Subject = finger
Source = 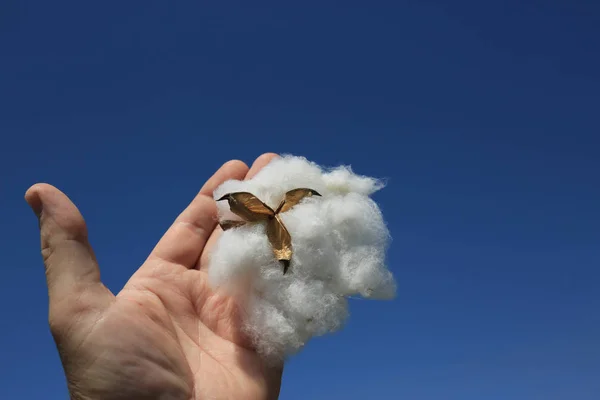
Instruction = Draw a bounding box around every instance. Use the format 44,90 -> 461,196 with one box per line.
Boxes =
245,152 -> 280,180
198,153 -> 279,269
25,184 -> 112,311
149,160 -> 249,268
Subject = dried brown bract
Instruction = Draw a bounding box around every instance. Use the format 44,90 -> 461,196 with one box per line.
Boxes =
217,188 -> 321,274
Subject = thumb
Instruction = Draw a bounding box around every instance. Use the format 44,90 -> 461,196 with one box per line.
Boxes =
25,184 -> 112,323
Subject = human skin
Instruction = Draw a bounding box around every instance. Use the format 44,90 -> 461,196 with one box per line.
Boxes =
24,153 -> 283,400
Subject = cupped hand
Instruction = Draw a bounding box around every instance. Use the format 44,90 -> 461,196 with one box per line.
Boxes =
25,154 -> 283,400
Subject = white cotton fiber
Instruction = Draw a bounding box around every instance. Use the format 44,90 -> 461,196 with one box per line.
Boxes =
208,155 -> 396,362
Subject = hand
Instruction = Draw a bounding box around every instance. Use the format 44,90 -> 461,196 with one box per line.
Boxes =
25,154 -> 283,400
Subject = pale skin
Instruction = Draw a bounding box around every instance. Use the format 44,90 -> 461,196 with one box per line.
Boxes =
25,153 -> 283,400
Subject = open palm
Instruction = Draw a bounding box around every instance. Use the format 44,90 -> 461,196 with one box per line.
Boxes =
25,154 -> 283,400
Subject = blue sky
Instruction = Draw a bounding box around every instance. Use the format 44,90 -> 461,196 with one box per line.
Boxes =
1,1 -> 599,399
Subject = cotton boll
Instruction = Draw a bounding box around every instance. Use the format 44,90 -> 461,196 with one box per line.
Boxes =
323,165 -> 385,196
278,202 -> 339,281
262,279 -> 346,334
326,193 -> 389,249
245,280 -> 349,362
244,296 -> 304,360
207,155 -> 396,361
280,279 -> 348,336
215,155 -> 328,209
338,247 -> 396,299
208,224 -> 273,293
250,155 -> 328,200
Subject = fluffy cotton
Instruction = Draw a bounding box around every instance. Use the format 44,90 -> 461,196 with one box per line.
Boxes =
208,155 -> 395,362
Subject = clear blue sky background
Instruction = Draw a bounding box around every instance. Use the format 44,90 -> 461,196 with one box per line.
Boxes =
1,1 -> 599,399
